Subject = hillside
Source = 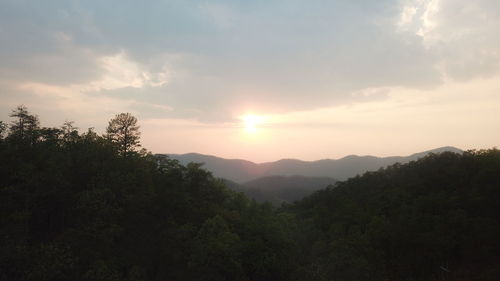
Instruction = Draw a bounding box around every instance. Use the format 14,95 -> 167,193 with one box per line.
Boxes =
0,108 -> 299,281
2,107 -> 498,281
289,149 -> 500,281
225,176 -> 337,204
167,146 -> 462,182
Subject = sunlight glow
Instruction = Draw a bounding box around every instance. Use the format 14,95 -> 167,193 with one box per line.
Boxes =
242,114 -> 265,134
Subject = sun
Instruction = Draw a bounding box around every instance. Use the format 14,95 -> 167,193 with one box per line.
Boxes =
242,114 -> 264,134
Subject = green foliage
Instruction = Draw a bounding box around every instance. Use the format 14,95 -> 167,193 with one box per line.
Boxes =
189,215 -> 244,281
0,106 -> 298,281
290,149 -> 500,281
1,106 -> 499,281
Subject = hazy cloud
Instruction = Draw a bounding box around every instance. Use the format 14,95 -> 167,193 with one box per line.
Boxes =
397,0 -> 500,80
1,0 -> 499,123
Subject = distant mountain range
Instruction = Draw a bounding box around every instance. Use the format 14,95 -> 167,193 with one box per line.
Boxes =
164,146 -> 463,204
166,146 -> 463,183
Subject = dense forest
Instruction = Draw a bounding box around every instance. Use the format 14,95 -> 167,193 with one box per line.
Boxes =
1,106 -> 499,281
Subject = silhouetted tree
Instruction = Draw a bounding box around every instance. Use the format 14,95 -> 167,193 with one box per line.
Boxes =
0,121 -> 6,139
61,121 -> 79,143
105,113 -> 141,154
9,105 -> 39,144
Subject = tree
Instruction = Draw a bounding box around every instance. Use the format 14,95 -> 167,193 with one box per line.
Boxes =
0,121 -> 6,139
9,105 -> 40,144
189,215 -> 244,280
106,113 -> 141,154
61,121 -> 79,143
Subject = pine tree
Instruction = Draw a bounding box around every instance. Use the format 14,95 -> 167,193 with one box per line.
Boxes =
9,105 -> 40,144
105,113 -> 141,154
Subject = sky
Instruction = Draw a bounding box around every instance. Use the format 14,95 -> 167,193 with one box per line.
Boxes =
1,0 -> 499,162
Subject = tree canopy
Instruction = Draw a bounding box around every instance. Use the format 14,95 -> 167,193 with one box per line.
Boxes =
0,106 -> 298,281
0,106 -> 499,281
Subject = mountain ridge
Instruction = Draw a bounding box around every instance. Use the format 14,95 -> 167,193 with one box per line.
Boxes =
166,146 -> 463,183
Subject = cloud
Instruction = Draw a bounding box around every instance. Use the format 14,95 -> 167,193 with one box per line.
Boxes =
1,0 -> 499,123
84,51 -> 169,91
396,0 -> 500,80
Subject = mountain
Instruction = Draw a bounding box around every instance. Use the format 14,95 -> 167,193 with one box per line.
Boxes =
166,146 -> 462,183
167,153 -> 263,183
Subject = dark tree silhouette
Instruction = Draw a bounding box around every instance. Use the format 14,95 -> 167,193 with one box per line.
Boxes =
0,121 -> 6,139
9,105 -> 40,144
106,112 -> 141,154
1,106 -> 499,281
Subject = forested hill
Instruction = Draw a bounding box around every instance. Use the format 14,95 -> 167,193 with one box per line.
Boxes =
289,149 -> 500,281
224,176 -> 337,204
1,106 -> 499,281
0,107 -> 298,281
167,146 -> 462,182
